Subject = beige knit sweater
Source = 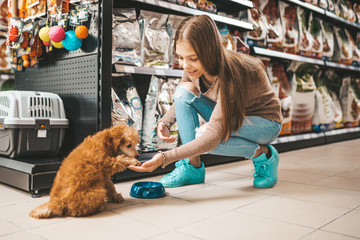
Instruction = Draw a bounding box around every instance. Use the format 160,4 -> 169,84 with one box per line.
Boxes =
159,55 -> 282,165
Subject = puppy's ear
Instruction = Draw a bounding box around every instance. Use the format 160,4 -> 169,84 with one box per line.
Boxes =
104,135 -> 116,156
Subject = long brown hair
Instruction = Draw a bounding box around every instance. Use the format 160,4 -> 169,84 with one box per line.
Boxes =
174,15 -> 251,141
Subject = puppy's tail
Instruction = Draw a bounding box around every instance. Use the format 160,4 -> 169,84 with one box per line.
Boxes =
29,201 -> 64,219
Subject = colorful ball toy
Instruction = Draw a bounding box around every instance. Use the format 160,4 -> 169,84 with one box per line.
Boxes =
62,30 -> 82,51
39,26 -> 50,42
75,25 -> 89,39
48,26 -> 65,42
51,40 -> 64,49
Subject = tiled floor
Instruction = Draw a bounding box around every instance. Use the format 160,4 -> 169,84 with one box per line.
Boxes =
1,139 -> 360,240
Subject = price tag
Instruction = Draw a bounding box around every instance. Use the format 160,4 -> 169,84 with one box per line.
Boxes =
123,66 -> 136,73
37,130 -> 47,138
146,0 -> 156,4
158,1 -> 169,8
155,69 -> 166,76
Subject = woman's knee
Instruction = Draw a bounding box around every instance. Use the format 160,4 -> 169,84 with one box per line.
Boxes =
178,82 -> 200,96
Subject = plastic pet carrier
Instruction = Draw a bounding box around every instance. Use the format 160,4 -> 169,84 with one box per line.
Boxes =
0,91 -> 68,158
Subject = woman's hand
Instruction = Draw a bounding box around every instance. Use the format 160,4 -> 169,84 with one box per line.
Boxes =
157,122 -> 176,143
127,153 -> 163,172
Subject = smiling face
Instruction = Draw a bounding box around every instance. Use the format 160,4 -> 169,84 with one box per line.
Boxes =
176,40 -> 205,80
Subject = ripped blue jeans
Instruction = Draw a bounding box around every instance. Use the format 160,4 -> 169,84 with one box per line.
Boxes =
174,87 -> 282,159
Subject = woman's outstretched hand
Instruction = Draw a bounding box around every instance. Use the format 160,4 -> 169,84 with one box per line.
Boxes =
127,152 -> 163,172
157,122 -> 176,143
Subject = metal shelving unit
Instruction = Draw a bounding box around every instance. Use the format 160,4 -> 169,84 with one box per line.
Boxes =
1,0 -> 359,195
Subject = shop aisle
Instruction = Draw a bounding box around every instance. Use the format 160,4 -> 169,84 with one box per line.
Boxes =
0,139 -> 359,240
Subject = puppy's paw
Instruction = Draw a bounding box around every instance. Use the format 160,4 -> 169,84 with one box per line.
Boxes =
116,155 -> 141,166
108,193 -> 124,203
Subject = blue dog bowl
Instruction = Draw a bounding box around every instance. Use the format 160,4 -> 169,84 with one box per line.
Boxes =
130,181 -> 166,199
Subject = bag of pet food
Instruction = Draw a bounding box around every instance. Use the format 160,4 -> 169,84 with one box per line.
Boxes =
262,0 -> 283,51
288,62 -> 317,134
279,1 -> 298,54
345,30 -> 360,66
197,0 -> 217,13
309,14 -> 323,59
112,8 -> 142,66
327,0 -> 335,12
330,90 -> 344,128
297,8 -> 313,57
321,21 -> 335,61
339,76 -> 360,127
219,25 -> 235,52
334,26 -> 353,65
233,30 -> 250,54
318,0 -> 328,9
267,61 -> 292,135
312,73 -> 336,132
240,0 -> 267,48
141,76 -> 180,151
354,3 -> 360,24
168,14 -> 186,69
139,10 -> 170,69
112,74 -> 143,136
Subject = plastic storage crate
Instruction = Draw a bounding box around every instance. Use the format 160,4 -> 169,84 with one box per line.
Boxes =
0,91 -> 68,158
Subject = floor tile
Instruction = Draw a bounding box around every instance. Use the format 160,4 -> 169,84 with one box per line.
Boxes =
177,211 -> 313,240
276,184 -> 360,209
321,208 -> 360,238
146,231 -> 199,240
30,211 -> 163,240
0,219 -> 23,236
311,176 -> 360,192
0,231 -> 45,240
236,196 -> 348,228
300,230 -> 359,240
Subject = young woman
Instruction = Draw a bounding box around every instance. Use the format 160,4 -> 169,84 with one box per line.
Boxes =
128,15 -> 283,188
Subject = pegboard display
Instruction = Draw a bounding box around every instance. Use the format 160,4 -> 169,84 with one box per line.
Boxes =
15,55 -> 99,155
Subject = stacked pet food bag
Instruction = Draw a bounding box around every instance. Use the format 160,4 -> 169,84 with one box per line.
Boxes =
0,0 -> 13,90
110,2 -> 251,152
6,0 -> 93,72
242,0 -> 360,136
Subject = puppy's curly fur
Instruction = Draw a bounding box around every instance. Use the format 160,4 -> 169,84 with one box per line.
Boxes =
30,124 -> 141,219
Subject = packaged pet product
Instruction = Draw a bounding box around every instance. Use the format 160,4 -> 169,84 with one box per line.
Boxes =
262,0 -> 283,52
318,0 -> 328,9
241,0 -> 267,48
297,8 -> 313,57
219,25 -> 235,52
168,14 -> 186,69
327,0 -> 335,12
186,0 -> 197,9
312,85 -> 336,132
354,3 -> 360,24
346,30 -> 360,66
339,76 -> 360,127
197,0 -> 217,13
233,30 -> 250,54
112,8 -> 141,66
309,14 -> 323,59
0,39 -> 11,71
321,21 -> 335,61
111,74 -> 143,136
267,61 -> 292,135
334,26 -> 353,65
288,62 -> 317,134
141,76 -> 180,151
279,1 -> 298,54
330,90 -> 344,128
139,11 -> 170,68
0,0 -> 7,29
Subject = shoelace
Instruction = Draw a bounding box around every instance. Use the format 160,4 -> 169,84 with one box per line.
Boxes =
168,160 -> 188,176
253,162 -> 270,178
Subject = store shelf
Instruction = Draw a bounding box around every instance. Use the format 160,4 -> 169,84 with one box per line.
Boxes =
284,0 -> 325,14
324,61 -> 360,72
252,47 -> 325,65
324,11 -> 360,30
130,0 -> 254,30
325,127 -> 360,143
228,0 -> 253,8
114,64 -> 183,77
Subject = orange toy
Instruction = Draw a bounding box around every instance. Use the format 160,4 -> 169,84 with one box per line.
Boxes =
20,31 -> 29,48
22,54 -> 29,67
75,25 -> 89,39
9,27 -> 19,42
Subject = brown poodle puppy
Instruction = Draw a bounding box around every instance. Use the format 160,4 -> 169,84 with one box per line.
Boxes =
30,124 -> 141,219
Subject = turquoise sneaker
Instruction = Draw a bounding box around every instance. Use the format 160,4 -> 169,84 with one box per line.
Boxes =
251,145 -> 279,188
160,159 -> 205,187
